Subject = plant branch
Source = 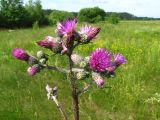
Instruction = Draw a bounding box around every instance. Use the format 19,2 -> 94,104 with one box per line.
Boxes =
45,65 -> 68,73
44,65 -> 84,74
77,81 -> 93,95
51,96 -> 68,120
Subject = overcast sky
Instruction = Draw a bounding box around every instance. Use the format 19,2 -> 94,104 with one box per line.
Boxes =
24,0 -> 160,18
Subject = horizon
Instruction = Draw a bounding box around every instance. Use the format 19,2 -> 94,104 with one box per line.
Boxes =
24,0 -> 160,18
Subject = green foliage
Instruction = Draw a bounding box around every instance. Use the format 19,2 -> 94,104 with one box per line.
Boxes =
78,7 -> 106,23
24,0 -> 48,26
108,13 -> 120,24
48,10 -> 74,25
0,0 -> 27,28
1,21 -> 160,119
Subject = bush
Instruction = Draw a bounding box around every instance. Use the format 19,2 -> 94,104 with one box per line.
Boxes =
0,0 -> 28,28
78,7 -> 106,23
48,10 -> 74,25
25,0 -> 48,27
108,13 -> 120,24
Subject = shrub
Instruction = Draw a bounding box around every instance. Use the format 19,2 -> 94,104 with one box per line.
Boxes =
108,13 -> 120,24
48,10 -> 74,25
78,7 -> 106,23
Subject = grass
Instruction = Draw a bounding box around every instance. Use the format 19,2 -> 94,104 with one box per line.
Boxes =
0,21 -> 160,120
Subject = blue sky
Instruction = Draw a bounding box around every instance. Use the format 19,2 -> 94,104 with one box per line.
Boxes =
24,0 -> 160,18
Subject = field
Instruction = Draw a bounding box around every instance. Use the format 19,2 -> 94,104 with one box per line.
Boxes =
0,21 -> 160,120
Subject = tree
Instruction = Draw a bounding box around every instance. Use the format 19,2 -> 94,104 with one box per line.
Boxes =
108,13 -> 120,24
78,7 -> 106,23
48,10 -> 74,25
24,0 -> 48,26
0,0 -> 27,28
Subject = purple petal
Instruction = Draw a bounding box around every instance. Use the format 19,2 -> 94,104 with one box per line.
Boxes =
89,48 -> 111,72
12,48 -> 29,61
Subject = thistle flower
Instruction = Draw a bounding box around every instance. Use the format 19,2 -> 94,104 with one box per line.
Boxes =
36,36 -> 57,49
89,48 -> 111,72
114,54 -> 126,66
36,36 -> 62,53
27,65 -> 40,76
92,72 -> 104,86
79,25 -> 100,42
56,18 -> 77,42
12,48 -> 29,61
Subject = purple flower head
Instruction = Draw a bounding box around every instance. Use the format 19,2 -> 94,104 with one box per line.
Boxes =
79,25 -> 101,40
27,65 -> 39,76
56,18 -> 77,42
12,48 -> 29,61
89,48 -> 111,72
114,54 -> 126,66
36,36 -> 56,49
92,72 -> 104,86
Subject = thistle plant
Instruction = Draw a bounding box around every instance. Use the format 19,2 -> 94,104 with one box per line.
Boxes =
12,18 -> 126,120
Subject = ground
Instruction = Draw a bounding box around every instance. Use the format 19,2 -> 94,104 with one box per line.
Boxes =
0,21 -> 160,120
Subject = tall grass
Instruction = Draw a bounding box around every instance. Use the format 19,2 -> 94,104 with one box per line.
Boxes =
0,21 -> 160,120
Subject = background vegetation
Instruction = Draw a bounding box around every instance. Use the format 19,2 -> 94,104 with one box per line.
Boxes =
0,21 -> 160,120
0,0 -> 160,28
0,0 -> 160,120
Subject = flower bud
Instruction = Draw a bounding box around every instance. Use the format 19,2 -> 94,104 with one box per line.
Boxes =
114,54 -> 126,66
27,64 -> 40,76
39,58 -> 47,64
92,72 -> 104,86
37,51 -> 45,59
84,56 -> 90,63
71,54 -> 83,65
76,71 -> 88,80
12,48 -> 29,61
27,56 -> 38,66
79,25 -> 101,43
79,61 -> 87,68
36,36 -> 62,54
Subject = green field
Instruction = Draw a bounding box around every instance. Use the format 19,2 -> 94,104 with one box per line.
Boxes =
0,21 -> 160,120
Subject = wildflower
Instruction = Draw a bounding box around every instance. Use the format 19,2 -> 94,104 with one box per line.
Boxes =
56,18 -> 77,42
37,36 -> 57,49
36,36 -> 62,53
12,48 -> 29,61
89,48 -> 111,72
79,25 -> 100,43
27,65 -> 40,76
114,54 -> 126,66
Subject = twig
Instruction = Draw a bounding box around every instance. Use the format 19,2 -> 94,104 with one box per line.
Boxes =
51,96 -> 68,120
45,65 -> 84,74
45,65 -> 69,73
46,85 -> 68,120
77,81 -> 93,95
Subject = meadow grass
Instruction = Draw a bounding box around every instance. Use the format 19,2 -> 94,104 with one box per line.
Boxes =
0,21 -> 160,120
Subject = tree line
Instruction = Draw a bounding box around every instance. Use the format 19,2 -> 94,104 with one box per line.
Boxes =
0,0 -> 159,28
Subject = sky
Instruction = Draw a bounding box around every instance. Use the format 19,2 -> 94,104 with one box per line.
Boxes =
24,0 -> 160,18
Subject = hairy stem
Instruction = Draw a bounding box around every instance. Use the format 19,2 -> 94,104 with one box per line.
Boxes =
51,96 -> 68,120
68,54 -> 79,120
77,81 -> 93,95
